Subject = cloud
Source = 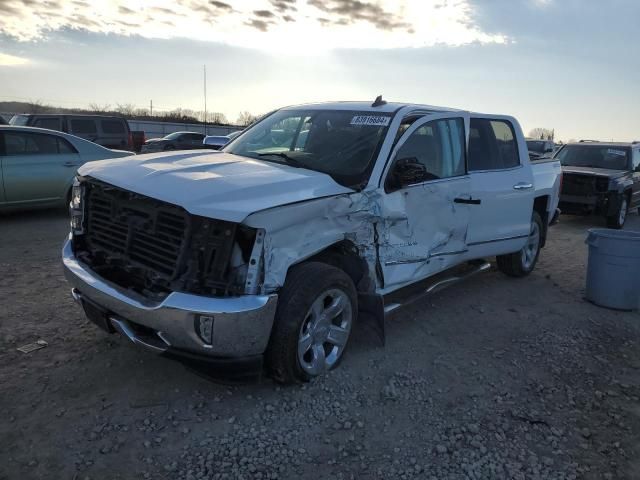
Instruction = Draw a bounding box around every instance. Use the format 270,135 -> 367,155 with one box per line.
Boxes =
0,0 -> 506,50
308,0 -> 411,31
0,52 -> 30,66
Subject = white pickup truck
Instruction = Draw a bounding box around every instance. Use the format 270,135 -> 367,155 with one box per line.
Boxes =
63,100 -> 561,383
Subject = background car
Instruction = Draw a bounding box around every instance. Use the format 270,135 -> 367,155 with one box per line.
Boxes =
202,131 -> 242,150
557,141 -> 640,228
0,126 -> 133,211
526,139 -> 556,160
140,131 -> 206,153
9,114 -> 133,150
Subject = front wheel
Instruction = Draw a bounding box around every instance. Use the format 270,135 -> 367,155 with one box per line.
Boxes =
266,262 -> 357,384
606,195 -> 628,229
496,212 -> 543,277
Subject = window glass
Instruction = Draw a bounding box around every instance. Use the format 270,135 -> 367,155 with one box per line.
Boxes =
469,119 -> 520,171
101,120 -> 125,134
224,109 -> 390,188
632,149 -> 640,170
392,117 -> 465,184
4,132 -> 62,155
70,118 -> 97,135
33,117 -> 62,131
557,145 -> 630,170
58,138 -> 77,154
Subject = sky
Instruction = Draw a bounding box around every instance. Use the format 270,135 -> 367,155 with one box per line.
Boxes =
0,0 -> 638,141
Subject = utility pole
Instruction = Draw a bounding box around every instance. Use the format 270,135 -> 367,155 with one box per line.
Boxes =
150,99 -> 153,117
203,65 -> 207,135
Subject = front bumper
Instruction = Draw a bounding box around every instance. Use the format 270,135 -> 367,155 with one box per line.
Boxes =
559,192 -> 621,216
62,239 -> 278,361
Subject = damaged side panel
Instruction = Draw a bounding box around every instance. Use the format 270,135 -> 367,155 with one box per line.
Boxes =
243,178 -> 472,297
377,178 -> 472,293
243,192 -> 381,293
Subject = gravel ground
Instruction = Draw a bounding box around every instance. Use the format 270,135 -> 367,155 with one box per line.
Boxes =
1,209 -> 639,480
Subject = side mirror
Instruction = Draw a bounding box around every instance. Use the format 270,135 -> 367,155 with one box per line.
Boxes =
389,157 -> 428,189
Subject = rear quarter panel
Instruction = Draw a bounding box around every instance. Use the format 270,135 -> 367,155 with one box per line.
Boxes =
531,158 -> 562,221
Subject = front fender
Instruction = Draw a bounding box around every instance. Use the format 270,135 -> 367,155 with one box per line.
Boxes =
243,193 -> 379,292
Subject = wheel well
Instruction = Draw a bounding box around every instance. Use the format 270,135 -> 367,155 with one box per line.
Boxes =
304,240 -> 372,292
533,196 -> 549,247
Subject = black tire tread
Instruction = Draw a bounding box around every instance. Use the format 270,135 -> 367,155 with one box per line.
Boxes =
606,193 -> 629,229
496,212 -> 543,278
266,261 -> 357,385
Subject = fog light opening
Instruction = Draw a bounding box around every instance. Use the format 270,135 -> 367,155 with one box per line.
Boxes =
196,315 -> 214,345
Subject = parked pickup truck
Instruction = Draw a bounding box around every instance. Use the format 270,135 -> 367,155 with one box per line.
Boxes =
63,100 -> 561,383
557,141 -> 640,228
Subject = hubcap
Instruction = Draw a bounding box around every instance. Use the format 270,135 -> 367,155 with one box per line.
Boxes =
619,198 -> 628,225
521,221 -> 540,270
297,289 -> 353,376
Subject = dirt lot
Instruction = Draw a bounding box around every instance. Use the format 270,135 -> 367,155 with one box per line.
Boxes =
1,209 -> 639,480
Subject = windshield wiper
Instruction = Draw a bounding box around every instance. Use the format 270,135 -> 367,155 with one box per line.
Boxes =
257,152 -> 302,168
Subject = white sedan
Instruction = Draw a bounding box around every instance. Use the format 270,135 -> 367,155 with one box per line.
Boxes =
0,126 -> 133,211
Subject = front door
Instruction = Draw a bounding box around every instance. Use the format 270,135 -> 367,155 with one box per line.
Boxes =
378,114 -> 473,293
1,130 -> 81,204
466,116 -> 534,257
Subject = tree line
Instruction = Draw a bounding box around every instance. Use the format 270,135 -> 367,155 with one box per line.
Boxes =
0,100 -> 259,127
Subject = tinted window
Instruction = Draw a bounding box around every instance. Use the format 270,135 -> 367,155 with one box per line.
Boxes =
33,117 -> 62,131
391,118 -> 466,185
469,119 -> 520,171
225,109 -> 390,188
58,137 -> 77,154
70,119 -> 97,135
101,120 -> 125,134
3,132 -> 74,155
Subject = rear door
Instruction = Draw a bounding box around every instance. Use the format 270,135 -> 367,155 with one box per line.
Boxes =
1,130 -> 81,204
466,116 -> 534,257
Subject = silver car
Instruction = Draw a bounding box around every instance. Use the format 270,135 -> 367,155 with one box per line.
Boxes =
0,126 -> 133,211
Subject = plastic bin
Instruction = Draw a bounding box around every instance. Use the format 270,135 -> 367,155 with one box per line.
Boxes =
585,228 -> 640,310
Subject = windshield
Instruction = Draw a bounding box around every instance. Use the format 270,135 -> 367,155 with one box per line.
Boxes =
526,140 -> 546,153
223,109 -> 392,188
556,145 -> 630,170
9,115 -> 29,126
163,132 -> 184,140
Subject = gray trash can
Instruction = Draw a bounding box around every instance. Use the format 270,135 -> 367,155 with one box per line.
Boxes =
585,228 -> 640,310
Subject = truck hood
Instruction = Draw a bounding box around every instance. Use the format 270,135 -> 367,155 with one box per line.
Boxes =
78,151 -> 354,222
562,166 -> 626,179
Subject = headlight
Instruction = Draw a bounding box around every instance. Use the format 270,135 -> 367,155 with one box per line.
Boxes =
71,183 -> 83,209
69,178 -> 85,235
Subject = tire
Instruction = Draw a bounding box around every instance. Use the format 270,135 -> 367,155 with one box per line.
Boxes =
266,262 -> 357,384
606,194 -> 628,229
496,212 -> 543,277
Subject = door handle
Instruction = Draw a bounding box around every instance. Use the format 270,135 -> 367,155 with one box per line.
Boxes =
513,183 -> 533,190
63,162 -> 79,167
454,197 -> 481,205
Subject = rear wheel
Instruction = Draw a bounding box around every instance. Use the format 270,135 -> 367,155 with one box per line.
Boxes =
266,262 -> 357,384
497,212 -> 543,277
606,194 -> 628,229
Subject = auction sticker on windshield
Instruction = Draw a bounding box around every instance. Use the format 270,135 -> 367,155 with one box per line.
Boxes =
351,115 -> 391,127
607,149 -> 627,157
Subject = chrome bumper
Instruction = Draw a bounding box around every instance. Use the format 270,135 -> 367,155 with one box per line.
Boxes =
62,239 -> 278,358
